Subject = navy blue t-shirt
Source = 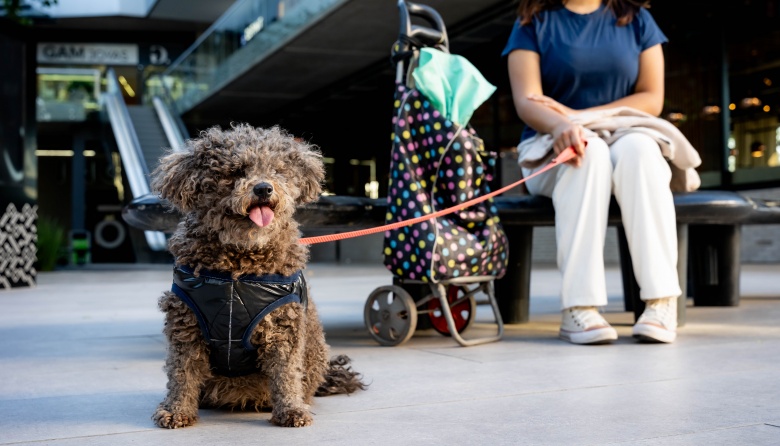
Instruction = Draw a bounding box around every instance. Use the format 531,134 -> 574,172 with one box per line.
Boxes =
502,4 -> 668,141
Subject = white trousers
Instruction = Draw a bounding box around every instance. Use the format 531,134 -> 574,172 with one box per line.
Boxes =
521,133 -> 682,309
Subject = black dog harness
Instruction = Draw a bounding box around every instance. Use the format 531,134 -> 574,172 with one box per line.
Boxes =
170,265 -> 309,377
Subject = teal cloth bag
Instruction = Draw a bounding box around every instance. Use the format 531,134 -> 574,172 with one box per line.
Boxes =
411,47 -> 497,126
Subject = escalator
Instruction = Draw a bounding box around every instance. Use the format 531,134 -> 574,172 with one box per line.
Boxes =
125,105 -> 169,175
101,68 -> 188,252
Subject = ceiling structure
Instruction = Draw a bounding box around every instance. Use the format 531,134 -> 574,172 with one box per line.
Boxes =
147,0 -> 239,24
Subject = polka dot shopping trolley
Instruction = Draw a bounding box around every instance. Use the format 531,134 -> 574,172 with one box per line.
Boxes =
363,0 -> 509,347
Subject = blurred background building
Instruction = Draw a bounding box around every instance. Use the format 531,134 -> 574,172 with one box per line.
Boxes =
1,0 -> 779,288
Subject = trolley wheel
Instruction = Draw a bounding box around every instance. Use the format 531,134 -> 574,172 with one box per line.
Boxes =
428,285 -> 476,336
364,285 -> 418,346
392,278 -> 433,330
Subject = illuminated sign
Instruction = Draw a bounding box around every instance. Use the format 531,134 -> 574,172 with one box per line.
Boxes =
242,16 -> 265,45
37,43 -> 139,65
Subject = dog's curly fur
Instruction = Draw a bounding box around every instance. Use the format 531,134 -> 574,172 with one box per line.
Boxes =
150,123 -> 365,428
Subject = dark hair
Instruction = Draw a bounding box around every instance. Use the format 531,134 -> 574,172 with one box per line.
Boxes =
516,0 -> 651,26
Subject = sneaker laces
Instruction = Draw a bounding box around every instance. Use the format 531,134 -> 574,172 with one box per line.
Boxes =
565,307 -> 609,330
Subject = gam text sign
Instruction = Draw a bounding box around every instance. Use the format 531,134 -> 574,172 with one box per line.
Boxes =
37,43 -> 139,65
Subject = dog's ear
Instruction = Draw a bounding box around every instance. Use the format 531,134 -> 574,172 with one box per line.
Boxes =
292,145 -> 325,205
150,149 -> 199,213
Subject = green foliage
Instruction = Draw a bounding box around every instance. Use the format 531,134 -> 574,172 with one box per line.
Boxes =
2,0 -> 58,25
35,217 -> 65,271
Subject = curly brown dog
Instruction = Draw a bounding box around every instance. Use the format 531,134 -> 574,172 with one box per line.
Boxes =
149,123 -> 365,428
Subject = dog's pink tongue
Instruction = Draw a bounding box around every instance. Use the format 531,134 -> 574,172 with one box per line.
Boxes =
249,206 -> 274,227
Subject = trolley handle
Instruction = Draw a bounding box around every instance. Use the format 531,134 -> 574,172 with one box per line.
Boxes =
397,0 -> 449,53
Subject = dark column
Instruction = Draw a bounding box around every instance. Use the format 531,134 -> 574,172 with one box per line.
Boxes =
617,225 -> 642,318
69,129 -> 91,265
0,25 -> 37,289
494,224 -> 533,323
676,224 -> 688,326
689,224 -> 741,307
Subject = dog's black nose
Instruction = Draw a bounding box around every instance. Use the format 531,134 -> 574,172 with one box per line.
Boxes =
253,182 -> 274,199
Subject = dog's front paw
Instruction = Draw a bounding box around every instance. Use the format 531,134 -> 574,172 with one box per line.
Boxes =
270,408 -> 313,427
152,406 -> 197,429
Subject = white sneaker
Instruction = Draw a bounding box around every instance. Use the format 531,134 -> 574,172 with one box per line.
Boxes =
632,297 -> 678,343
559,307 -> 618,345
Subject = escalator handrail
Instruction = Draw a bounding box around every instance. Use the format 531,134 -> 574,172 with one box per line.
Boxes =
152,96 -> 187,152
146,72 -> 190,146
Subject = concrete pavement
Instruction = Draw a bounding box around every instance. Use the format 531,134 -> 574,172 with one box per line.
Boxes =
1,262 -> 779,445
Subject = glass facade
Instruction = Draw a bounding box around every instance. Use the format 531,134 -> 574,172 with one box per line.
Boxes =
659,1 -> 780,190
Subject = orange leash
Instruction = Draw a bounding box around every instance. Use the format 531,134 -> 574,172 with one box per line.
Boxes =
298,147 -> 576,245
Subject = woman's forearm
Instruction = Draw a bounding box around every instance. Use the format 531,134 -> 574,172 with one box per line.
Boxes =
581,91 -> 664,116
515,97 -> 573,135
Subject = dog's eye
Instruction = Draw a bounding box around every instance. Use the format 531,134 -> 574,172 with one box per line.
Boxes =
231,167 -> 245,177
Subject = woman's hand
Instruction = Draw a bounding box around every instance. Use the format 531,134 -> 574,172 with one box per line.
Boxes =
550,121 -> 586,167
524,92 -> 584,166
527,94 -> 576,117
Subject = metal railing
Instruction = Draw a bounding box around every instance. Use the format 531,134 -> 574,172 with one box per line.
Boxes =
152,96 -> 187,152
